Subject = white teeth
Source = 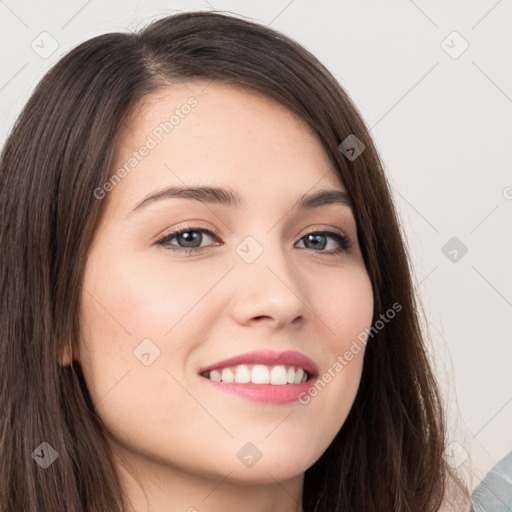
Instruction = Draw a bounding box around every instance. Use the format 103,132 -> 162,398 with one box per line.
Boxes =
221,368 -> 235,383
270,365 -> 287,385
210,369 -> 222,382
205,364 -> 309,385
251,365 -> 270,384
234,365 -> 251,383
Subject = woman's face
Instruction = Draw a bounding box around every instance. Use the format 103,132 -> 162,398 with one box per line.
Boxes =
77,82 -> 374,487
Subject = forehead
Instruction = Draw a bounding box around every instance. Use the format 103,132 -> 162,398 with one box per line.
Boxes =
106,82 -> 344,214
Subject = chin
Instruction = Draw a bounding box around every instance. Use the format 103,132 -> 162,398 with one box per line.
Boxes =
219,459 -> 309,485
224,440 -> 320,484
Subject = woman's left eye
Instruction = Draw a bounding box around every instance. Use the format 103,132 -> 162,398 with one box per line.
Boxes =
296,230 -> 352,254
155,227 -> 352,256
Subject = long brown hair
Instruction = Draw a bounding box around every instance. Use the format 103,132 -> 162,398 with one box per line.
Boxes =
0,11 -> 469,511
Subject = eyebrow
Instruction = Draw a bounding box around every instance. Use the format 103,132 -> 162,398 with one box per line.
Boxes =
129,185 -> 352,215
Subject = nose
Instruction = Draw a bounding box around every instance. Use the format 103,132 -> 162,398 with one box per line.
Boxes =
228,242 -> 307,329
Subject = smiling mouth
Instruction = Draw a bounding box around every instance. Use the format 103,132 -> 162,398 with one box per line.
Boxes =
201,364 -> 310,385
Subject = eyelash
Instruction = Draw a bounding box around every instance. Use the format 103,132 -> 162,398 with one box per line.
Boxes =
155,225 -> 353,256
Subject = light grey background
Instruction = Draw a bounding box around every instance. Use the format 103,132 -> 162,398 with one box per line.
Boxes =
1,0 -> 511,491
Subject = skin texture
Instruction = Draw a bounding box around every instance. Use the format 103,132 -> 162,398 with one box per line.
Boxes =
69,82 -> 374,512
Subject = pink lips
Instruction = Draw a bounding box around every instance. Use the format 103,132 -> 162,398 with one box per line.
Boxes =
198,349 -> 319,405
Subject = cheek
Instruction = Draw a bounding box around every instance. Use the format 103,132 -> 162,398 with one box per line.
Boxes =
298,265 -> 373,435
80,244 -> 220,351
78,243 -> 227,407
78,250 -> 206,443
318,264 -> 374,352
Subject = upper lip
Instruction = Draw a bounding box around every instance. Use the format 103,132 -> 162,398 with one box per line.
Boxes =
198,349 -> 319,378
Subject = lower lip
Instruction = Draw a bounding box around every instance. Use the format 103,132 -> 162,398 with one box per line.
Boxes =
201,376 -> 317,404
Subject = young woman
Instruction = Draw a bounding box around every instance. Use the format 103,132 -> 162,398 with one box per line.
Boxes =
0,10 -> 470,512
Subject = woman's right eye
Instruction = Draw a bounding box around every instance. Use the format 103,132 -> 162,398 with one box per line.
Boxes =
155,227 -> 221,254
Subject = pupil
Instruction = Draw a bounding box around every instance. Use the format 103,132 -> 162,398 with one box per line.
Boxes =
308,234 -> 326,250
180,231 -> 200,247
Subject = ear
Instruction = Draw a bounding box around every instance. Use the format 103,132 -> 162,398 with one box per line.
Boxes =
59,340 -> 75,366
